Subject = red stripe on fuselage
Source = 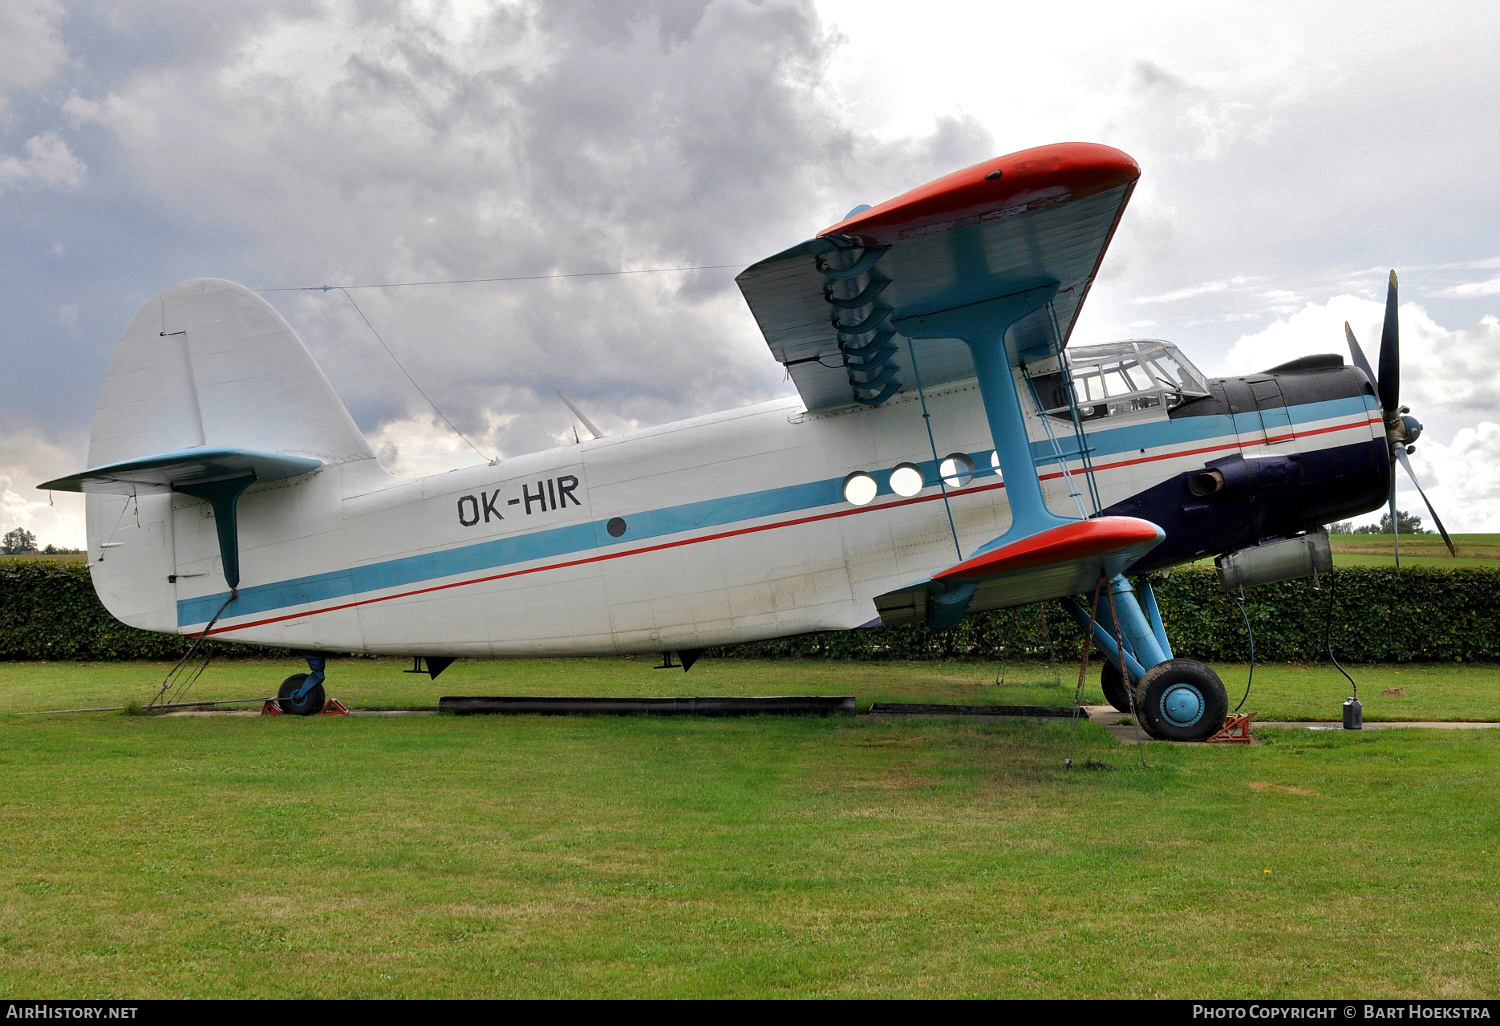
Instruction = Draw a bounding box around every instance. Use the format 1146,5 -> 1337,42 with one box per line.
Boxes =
203,412 -> 1382,635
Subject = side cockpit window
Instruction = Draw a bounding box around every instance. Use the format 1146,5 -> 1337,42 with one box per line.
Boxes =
1026,340 -> 1209,423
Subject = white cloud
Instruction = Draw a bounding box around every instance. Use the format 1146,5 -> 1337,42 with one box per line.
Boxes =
1224,297 -> 1500,531
0,427 -> 86,549
1401,423 -> 1500,534
0,132 -> 85,193
1224,297 -> 1500,430
10,0 -> 1500,546
1132,277 -> 1249,304
1432,276 -> 1500,298
0,0 -> 67,96
367,410 -> 515,479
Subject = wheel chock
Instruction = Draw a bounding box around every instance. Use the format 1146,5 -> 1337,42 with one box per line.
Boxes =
260,699 -> 284,716
320,698 -> 350,716
1207,712 -> 1252,743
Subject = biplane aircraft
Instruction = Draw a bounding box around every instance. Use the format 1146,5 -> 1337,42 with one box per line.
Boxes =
42,141 -> 1447,740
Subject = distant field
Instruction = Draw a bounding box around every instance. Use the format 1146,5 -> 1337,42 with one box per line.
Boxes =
1,659 -> 1497,998
1326,532 -> 1499,568
0,552 -> 85,563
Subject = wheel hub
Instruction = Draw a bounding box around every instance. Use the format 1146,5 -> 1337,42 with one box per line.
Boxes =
1160,683 -> 1205,727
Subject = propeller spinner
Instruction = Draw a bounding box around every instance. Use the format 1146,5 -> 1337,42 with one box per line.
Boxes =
1343,270 -> 1456,564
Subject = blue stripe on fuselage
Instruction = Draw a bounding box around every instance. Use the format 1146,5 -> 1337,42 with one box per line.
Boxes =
178,476 -> 846,626
1030,394 -> 1374,466
178,395 -> 1376,627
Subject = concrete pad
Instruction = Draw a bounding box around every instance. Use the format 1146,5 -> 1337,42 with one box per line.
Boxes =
1079,705 -> 1500,743
1082,705 -> 1152,743
1258,720 -> 1500,731
160,708 -> 434,717
162,709 -> 260,717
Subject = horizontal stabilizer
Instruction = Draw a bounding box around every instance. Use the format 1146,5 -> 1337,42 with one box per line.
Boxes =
874,517 -> 1164,627
40,446 -> 322,494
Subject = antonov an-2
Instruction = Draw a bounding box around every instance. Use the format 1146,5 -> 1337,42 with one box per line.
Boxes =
44,142 -> 1442,740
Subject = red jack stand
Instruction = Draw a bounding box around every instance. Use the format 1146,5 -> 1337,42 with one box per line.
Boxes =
1207,713 -> 1253,743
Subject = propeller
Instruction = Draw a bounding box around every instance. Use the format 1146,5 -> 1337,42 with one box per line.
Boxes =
1343,270 -> 1457,565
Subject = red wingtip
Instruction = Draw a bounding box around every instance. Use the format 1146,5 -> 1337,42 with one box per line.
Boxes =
819,142 -> 1140,246
934,517 -> 1162,581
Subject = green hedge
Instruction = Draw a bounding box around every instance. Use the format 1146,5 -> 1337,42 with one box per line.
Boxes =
0,561 -> 288,661
2,560 -> 1497,663
709,566 -> 1500,664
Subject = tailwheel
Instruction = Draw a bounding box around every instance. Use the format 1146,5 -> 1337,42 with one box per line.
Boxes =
1135,659 -> 1228,742
277,673 -> 326,716
1100,661 -> 1132,713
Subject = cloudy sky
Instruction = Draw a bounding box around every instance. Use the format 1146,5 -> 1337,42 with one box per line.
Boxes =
4,0 -> 1500,548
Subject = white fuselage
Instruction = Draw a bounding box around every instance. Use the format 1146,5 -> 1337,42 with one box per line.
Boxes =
86,369 -> 1384,657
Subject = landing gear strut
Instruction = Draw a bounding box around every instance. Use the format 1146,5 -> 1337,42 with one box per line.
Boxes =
277,655 -> 327,716
1065,577 -> 1229,742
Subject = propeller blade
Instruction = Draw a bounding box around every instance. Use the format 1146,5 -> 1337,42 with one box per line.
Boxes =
1388,476 -> 1400,571
1378,269 -> 1400,413
1396,449 -> 1458,557
1345,322 -> 1378,390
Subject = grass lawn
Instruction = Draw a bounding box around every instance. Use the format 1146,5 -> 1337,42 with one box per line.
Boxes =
2,657 -> 1500,997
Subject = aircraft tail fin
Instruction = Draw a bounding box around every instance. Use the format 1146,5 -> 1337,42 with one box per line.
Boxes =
52,279 -> 376,633
87,278 -> 372,468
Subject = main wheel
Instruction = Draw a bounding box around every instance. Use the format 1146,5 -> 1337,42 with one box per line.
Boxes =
1100,661 -> 1132,713
277,673 -> 326,716
1134,659 -> 1228,742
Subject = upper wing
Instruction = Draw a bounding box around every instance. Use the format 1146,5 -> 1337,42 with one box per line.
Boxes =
736,142 -> 1139,412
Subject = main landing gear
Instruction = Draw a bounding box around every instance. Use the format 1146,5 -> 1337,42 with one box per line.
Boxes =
1065,577 -> 1230,742
277,654 -> 327,716
1101,655 -> 1229,740
1134,659 -> 1228,743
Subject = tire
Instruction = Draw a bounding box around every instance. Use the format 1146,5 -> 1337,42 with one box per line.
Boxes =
1100,661 -> 1132,713
277,673 -> 326,716
1134,659 -> 1228,742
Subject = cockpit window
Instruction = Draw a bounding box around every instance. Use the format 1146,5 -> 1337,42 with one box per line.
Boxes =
1025,340 -> 1209,423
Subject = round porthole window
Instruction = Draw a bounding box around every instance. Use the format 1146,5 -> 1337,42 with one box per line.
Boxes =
889,462 -> 924,497
990,450 -> 1004,481
940,452 -> 975,489
842,471 -> 877,506
606,517 -> 627,537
